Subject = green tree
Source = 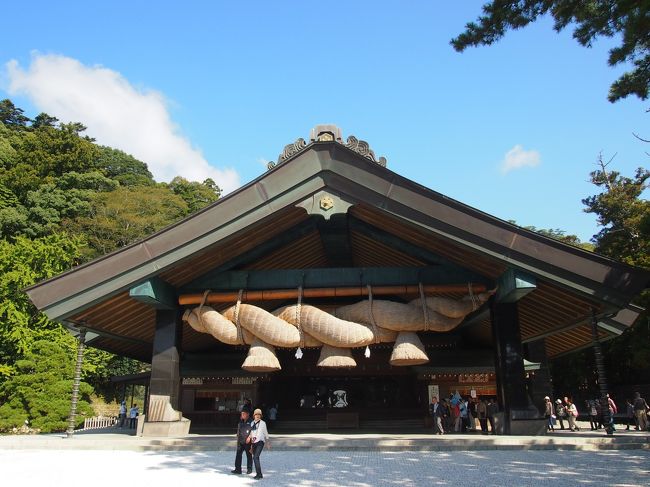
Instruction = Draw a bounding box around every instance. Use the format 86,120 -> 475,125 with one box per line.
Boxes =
0,233 -> 83,374
65,186 -> 188,258
168,176 -> 221,213
0,123 -> 101,200
0,99 -> 225,408
452,1 -> 650,102
509,220 -> 593,249
32,112 -> 59,129
0,172 -> 118,240
0,99 -> 30,127
0,183 -> 19,209
0,340 -> 92,433
552,162 -> 650,395
0,122 -> 19,169
582,160 -> 650,383
96,146 -> 155,187
582,161 -> 650,268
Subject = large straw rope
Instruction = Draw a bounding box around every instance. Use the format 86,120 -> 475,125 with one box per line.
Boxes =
183,290 -> 493,370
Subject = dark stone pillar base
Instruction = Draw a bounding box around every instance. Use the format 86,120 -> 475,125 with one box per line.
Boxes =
150,309 -> 182,409
492,301 -> 542,435
147,308 -> 190,433
510,419 -> 548,436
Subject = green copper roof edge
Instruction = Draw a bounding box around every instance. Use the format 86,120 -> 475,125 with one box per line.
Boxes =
41,174 -> 329,321
386,209 -> 632,308
31,143 -> 648,321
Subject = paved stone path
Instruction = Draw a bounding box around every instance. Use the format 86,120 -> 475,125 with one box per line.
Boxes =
3,449 -> 649,486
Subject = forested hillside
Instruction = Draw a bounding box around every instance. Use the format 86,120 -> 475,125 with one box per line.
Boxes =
0,99 -> 221,432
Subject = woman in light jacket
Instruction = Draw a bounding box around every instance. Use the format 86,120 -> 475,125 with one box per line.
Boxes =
248,408 -> 270,480
566,397 -> 579,431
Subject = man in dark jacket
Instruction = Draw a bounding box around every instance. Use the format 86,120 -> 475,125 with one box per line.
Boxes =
241,398 -> 253,415
232,410 -> 253,475
430,396 -> 445,434
487,398 -> 499,434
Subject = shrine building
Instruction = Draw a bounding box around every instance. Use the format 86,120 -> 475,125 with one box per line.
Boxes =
25,125 -> 649,436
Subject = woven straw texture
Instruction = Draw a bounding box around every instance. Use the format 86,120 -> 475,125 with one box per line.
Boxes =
242,338 -> 281,372
317,345 -> 357,368
183,290 -> 493,372
389,331 -> 430,366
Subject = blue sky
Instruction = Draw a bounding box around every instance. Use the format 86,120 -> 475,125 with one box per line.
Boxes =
1,1 -> 647,242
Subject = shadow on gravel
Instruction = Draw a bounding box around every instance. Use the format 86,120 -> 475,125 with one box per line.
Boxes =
143,449 -> 650,486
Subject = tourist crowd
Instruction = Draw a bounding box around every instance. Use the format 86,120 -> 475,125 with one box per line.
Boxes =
429,394 -> 498,435
429,391 -> 650,435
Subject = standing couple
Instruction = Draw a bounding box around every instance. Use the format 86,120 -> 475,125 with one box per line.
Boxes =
232,407 -> 270,480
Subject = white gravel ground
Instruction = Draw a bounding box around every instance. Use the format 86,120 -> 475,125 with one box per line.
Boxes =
2,449 -> 649,487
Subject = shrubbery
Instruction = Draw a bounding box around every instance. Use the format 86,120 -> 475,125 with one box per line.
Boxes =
0,340 -> 92,433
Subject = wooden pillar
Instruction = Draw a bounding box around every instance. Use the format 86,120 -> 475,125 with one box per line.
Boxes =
590,309 -> 613,435
149,309 -> 182,410
491,301 -> 540,434
130,278 -> 189,435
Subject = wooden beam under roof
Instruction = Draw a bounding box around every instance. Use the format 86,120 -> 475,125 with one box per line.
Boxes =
179,265 -> 492,294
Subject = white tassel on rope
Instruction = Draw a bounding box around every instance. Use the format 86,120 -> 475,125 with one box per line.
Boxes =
295,284 -> 304,359
365,284 -> 378,359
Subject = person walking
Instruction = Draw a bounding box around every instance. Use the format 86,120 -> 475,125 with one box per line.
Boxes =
566,398 -> 579,431
544,396 -> 554,432
249,408 -> 270,480
452,400 -> 461,432
267,403 -> 278,430
231,410 -> 253,475
487,398 -> 498,435
633,392 -> 649,431
587,399 -> 599,431
430,396 -> 444,435
129,404 -> 139,429
555,399 -> 566,430
118,400 -> 127,428
606,393 -> 618,432
459,398 -> 469,432
477,399 -> 488,434
468,398 -> 477,431
625,399 -> 635,430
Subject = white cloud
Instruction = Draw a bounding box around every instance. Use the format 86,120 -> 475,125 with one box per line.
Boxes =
500,145 -> 541,174
5,53 -> 240,192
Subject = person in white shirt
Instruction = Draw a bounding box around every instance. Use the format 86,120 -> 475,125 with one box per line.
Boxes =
118,400 -> 127,428
248,408 -> 270,480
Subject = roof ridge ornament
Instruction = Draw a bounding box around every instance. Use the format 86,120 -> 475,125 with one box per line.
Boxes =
269,125 -> 387,170
345,135 -> 387,167
268,137 -> 307,169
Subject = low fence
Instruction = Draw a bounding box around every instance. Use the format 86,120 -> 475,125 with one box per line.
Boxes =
83,416 -> 118,430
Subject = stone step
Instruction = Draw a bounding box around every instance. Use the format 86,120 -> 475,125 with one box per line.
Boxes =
3,432 -> 647,452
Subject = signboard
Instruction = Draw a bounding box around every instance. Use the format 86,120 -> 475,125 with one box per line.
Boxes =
232,377 -> 255,385
427,384 -> 440,404
182,377 -> 255,385
182,377 -> 203,385
459,373 -> 489,383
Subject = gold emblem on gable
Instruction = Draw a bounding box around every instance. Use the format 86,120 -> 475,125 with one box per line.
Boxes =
319,196 -> 334,211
